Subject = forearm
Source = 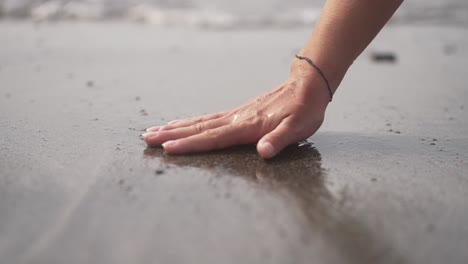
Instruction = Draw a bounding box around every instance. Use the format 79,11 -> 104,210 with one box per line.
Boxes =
297,0 -> 403,93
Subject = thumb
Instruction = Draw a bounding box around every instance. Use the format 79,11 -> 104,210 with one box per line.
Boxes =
257,117 -> 297,159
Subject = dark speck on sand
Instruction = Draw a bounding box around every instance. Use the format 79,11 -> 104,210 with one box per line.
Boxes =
86,80 -> 94,87
371,51 -> 397,63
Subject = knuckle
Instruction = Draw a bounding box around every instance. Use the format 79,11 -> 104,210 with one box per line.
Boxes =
194,122 -> 205,133
203,128 -> 221,138
243,116 -> 263,132
255,94 -> 266,102
193,117 -> 203,123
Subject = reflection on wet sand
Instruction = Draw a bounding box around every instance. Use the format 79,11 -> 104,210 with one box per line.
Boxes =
144,142 -> 403,263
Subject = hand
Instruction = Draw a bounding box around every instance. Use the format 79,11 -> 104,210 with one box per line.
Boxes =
143,60 -> 332,159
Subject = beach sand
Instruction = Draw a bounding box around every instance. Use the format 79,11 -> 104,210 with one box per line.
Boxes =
0,22 -> 467,264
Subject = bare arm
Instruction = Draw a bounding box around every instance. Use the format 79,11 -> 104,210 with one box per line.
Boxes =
300,0 -> 404,91
143,0 -> 403,158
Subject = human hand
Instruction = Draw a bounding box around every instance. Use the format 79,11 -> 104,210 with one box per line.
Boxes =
143,60 -> 332,159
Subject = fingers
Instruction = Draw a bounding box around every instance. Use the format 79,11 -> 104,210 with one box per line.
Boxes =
147,111 -> 228,132
144,117 -> 228,146
257,117 -> 300,159
162,124 -> 252,154
145,126 -> 162,132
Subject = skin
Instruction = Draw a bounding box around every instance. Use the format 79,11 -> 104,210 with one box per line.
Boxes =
144,0 -> 404,159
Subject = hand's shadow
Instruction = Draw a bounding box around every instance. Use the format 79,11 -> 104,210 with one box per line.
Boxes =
143,142 -> 328,204
143,142 -> 402,263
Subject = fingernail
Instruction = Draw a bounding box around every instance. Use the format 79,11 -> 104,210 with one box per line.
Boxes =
162,140 -> 176,149
142,132 -> 159,139
146,126 -> 161,132
260,141 -> 275,158
168,120 -> 181,125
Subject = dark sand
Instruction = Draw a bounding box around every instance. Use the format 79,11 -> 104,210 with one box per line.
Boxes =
0,22 -> 467,264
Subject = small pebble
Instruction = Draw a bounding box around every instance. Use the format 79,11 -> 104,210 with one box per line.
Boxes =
430,142 -> 436,146
155,169 -> 165,175
371,51 -> 397,63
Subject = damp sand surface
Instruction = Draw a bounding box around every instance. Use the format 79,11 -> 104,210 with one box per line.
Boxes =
0,22 -> 468,264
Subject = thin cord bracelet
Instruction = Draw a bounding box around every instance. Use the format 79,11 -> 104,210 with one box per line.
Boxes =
295,54 -> 333,102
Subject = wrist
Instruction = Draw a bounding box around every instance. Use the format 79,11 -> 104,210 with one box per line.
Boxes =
294,50 -> 350,95
288,58 -> 342,109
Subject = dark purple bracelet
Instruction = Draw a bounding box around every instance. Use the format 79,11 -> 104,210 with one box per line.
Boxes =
295,54 -> 333,102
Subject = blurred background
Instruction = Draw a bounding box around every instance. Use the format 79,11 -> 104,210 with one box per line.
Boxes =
0,0 -> 467,29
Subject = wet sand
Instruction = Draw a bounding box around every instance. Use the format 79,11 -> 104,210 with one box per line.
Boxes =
0,22 -> 467,264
